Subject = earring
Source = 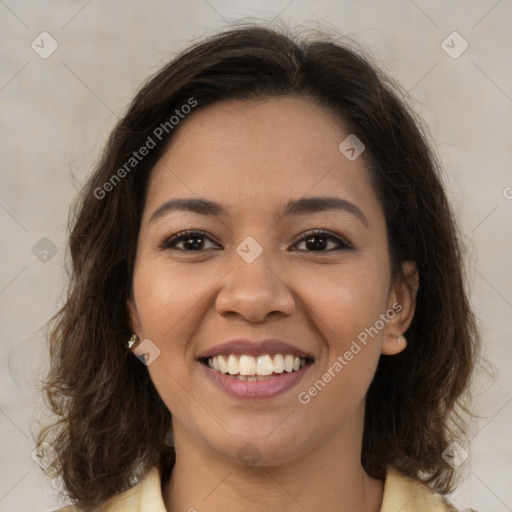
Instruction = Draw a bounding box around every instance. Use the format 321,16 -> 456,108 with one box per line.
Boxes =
396,334 -> 406,343
127,334 -> 138,349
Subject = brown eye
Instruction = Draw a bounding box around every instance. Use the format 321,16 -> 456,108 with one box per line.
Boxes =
160,229 -> 352,253
292,230 -> 352,252
161,230 -> 219,251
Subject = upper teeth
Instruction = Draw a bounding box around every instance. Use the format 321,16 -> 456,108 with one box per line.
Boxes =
207,354 -> 307,375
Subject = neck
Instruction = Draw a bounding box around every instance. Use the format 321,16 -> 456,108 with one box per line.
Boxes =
162,410 -> 384,512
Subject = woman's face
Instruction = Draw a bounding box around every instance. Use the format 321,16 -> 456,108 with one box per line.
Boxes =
128,96 -> 416,466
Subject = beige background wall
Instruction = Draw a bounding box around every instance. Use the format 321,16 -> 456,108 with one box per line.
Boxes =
0,1 -> 510,511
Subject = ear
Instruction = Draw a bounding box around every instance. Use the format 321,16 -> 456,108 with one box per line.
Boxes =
381,260 -> 419,355
127,294 -> 142,352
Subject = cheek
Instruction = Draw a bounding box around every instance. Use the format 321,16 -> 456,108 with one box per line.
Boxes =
132,257 -> 216,342
302,258 -> 390,351
131,256 -> 232,410
132,262 -> 208,418
294,258 -> 389,413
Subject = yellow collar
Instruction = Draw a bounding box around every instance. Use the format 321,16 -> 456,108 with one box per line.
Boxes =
381,466 -> 459,511
55,465 -> 460,511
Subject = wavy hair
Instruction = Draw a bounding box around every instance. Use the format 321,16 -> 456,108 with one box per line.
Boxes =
36,23 -> 481,511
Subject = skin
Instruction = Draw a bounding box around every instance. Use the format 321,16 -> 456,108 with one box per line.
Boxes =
127,96 -> 419,512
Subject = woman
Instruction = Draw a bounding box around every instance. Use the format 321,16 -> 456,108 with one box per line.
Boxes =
37,24 -> 480,512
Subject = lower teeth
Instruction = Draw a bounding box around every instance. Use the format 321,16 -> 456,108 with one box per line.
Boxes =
229,373 -> 294,381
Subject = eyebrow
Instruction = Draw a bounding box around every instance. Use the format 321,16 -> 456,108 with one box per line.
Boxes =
149,195 -> 369,227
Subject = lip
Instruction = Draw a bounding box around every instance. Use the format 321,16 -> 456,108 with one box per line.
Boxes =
199,359 -> 313,400
197,338 -> 315,360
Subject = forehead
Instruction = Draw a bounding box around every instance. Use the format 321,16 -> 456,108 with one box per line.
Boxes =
143,96 -> 383,228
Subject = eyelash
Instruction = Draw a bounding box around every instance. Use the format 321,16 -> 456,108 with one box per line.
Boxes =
160,229 -> 353,253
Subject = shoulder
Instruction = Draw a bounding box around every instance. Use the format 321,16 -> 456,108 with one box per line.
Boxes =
48,466 -> 165,512
381,466 -> 476,512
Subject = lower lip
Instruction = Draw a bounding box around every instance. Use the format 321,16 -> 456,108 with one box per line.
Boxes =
199,361 -> 313,400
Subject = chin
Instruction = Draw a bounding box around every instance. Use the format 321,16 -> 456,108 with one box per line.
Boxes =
206,429 -> 307,469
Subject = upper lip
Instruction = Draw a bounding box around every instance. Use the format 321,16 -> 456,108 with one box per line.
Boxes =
197,339 -> 315,360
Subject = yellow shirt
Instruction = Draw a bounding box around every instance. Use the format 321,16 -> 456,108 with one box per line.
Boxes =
53,466 -> 470,511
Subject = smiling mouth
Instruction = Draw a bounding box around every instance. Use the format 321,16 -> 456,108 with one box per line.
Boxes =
200,354 -> 315,380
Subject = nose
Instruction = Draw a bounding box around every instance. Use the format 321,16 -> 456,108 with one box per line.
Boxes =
215,242 -> 295,323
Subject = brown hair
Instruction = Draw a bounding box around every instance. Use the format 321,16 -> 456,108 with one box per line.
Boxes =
37,23 -> 480,510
